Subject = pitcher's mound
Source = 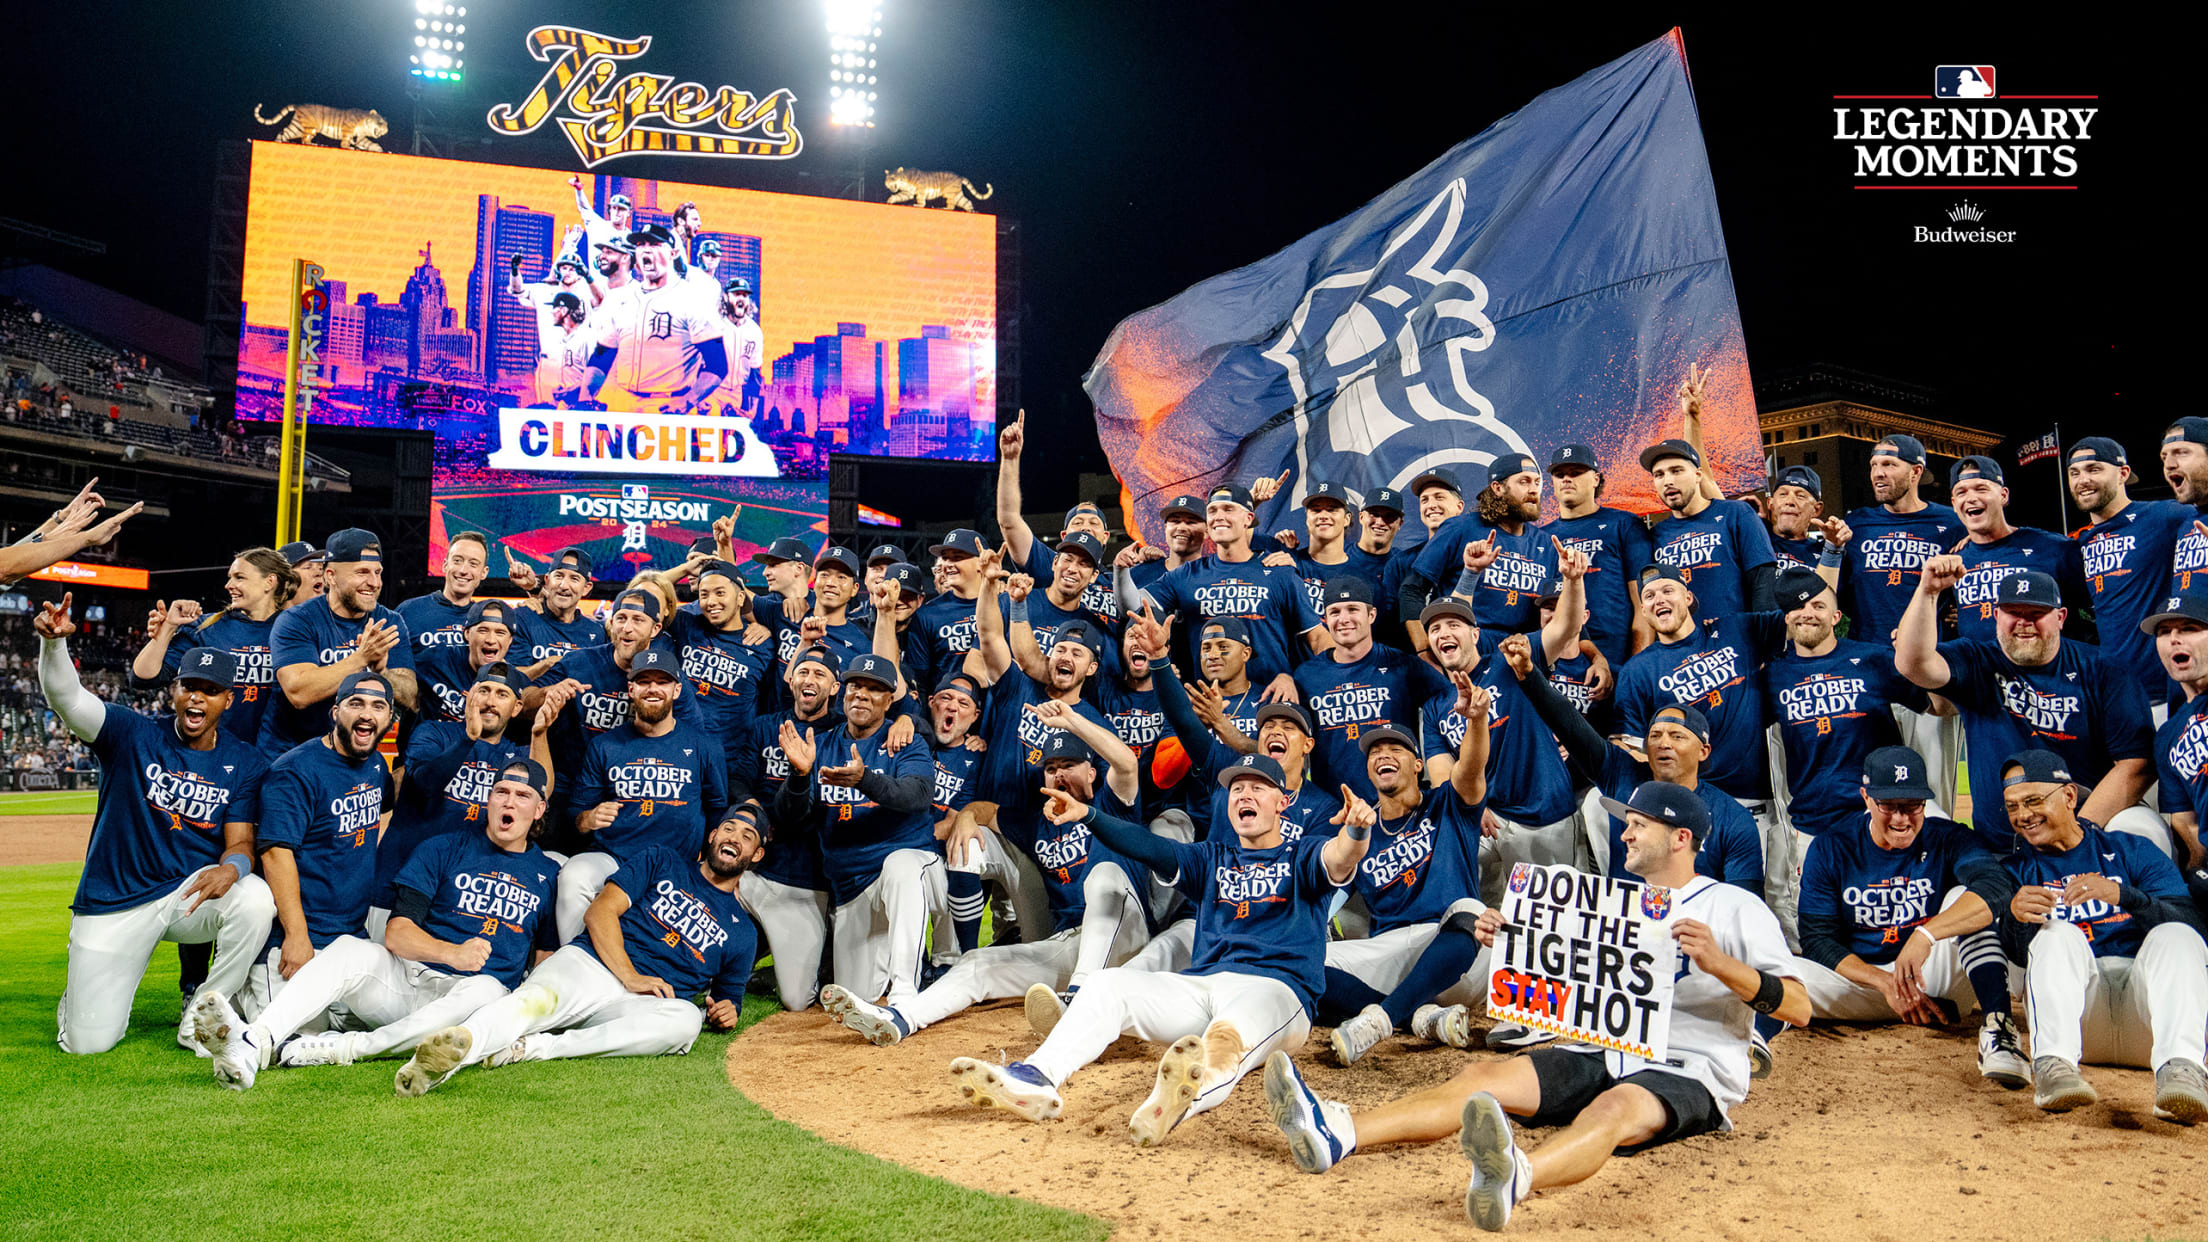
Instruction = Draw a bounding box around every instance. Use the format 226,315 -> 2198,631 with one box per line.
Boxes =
728,1004 -> 2202,1240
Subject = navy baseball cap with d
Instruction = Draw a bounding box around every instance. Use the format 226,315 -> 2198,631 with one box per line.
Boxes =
278,540 -> 325,566
554,546 -> 595,576
1218,752 -> 1288,791
1598,780 -> 1712,843
612,589 -> 662,621
882,563 -> 928,597
175,646 -> 238,689
2068,436 -> 2129,468
840,653 -> 899,690
2140,585 -> 2208,634
1638,439 -> 1700,472
1206,483 -> 1254,512
814,546 -> 862,579
1549,444 -> 1600,473
325,527 -> 382,564
1775,567 -> 1832,611
1950,455 -> 2006,488
1640,564 -> 1691,590
866,544 -> 903,566
1055,531 -> 1106,566
791,646 -> 842,677
2001,748 -> 2075,787
1304,481 -> 1354,509
1862,746 -> 1935,800
1323,576 -> 1374,607
1255,701 -> 1313,735
549,291 -> 584,315
1773,465 -> 1823,499
626,223 -> 677,249
1994,570 -> 2060,610
334,670 -> 391,703
1160,495 -> 1205,522
1871,434 -> 1927,466
1419,597 -> 1476,628
929,528 -> 986,558
1052,620 -> 1105,655
1355,723 -> 1418,755
626,645 -> 681,681
1064,501 -> 1106,529
2165,418 -> 2208,448
1041,731 -> 1095,767
752,537 -> 811,566
1362,487 -> 1405,516
1410,468 -> 1460,497
1198,615 -> 1253,648
697,238 -> 722,256
1486,452 -> 1539,484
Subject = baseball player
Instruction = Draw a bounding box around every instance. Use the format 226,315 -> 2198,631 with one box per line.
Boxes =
669,559 -> 774,786
412,600 -> 528,733
1994,749 -> 2207,1121
533,291 -> 596,406
1014,532 -> 1121,673
1787,747 -> 2026,1087
1380,469 -> 1467,633
1948,456 -> 2094,644
32,595 -> 274,1055
391,810 -> 764,1095
1764,465 -> 1828,575
949,753 -> 1372,1147
1405,453 -> 1559,647
1639,436 -> 1778,617
1264,482 -> 1392,620
2070,437 -> 2195,715
2160,418 -> 2208,602
189,758 -> 561,1086
244,671 -> 398,1020
2149,587 -> 2208,868
909,529 -> 1003,683
555,645 -> 729,941
129,546 -> 294,748
762,546 -> 873,676
997,411 -> 1124,627
1540,444 -> 1656,672
1290,577 -> 1450,803
717,277 -> 765,417
395,532 -> 493,655
261,527 -> 418,756
1133,481 -> 1326,694
587,223 -> 727,415
278,541 -> 327,609
504,546 -> 604,666
1895,561 -> 2162,855
730,647 -> 844,1009
568,175 -> 632,256
773,653 -> 943,1009
1263,780 -> 1806,1236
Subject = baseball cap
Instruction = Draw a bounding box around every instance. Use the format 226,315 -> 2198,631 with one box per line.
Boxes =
626,223 -> 677,248
174,647 -> 237,689
495,758 -> 551,798
814,546 -> 863,579
463,599 -> 516,631
612,589 -> 662,621
1159,494 -> 1205,522
608,193 -> 633,208
2166,418 -> 2208,448
1950,456 -> 2006,488
722,277 -> 754,294
1548,444 -> 1600,473
1197,615 -> 1254,648
553,252 -> 587,273
594,236 -> 635,255
2141,586 -> 2208,634
1052,620 -> 1104,656
697,239 -> 722,256
1361,487 -> 1405,517
791,646 -> 843,678
1206,483 -> 1254,512
1638,439 -> 1700,472
626,645 -> 682,681
548,291 -> 584,314
928,528 -> 986,558
688,536 -> 721,558
1773,465 -> 1823,499
471,660 -> 527,693
1639,564 -> 1691,590
1040,731 -> 1095,767
866,543 -> 904,566
1054,531 -> 1107,567
1255,701 -> 1313,735
1217,752 -> 1288,791
695,559 -> 743,587
278,540 -> 325,567
752,536 -> 812,566
2001,749 -> 2075,787
1323,577 -> 1374,608
1861,746 -> 1935,800
1486,452 -> 1539,484
1648,704 -> 1712,746
1871,434 -> 1928,466
2067,436 -> 2129,468
553,546 -> 595,577
932,672 -> 980,707
1774,567 -> 1833,611
1355,723 -> 1418,755
334,670 -> 392,704
1418,597 -> 1477,628
882,562 -> 928,597
1598,780 -> 1712,843
1063,501 -> 1106,529
840,653 -> 900,690
1410,468 -> 1461,497
1304,481 -> 1354,509
1993,571 -> 2060,610
324,527 -> 382,564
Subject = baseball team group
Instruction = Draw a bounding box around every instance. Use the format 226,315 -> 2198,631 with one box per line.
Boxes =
14,376 -> 2208,1232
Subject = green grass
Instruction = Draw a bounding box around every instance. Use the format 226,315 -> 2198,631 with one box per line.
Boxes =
0,863 -> 1107,1242
0,790 -> 96,816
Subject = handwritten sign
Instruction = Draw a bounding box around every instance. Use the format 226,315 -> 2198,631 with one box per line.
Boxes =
1486,862 -> 1677,1061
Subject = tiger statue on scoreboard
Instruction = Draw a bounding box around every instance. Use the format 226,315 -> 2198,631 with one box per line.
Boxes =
883,168 -> 994,211
253,104 -> 389,152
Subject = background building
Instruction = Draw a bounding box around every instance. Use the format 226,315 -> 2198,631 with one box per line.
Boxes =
1755,365 -> 2003,518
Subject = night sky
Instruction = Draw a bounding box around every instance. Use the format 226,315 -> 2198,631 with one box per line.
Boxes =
13,5 -> 2140,532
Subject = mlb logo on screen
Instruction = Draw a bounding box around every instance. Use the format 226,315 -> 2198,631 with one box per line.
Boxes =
621,484 -> 650,501
1934,66 -> 1997,98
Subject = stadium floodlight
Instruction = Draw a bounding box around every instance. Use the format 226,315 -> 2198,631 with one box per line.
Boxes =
824,0 -> 881,127
408,0 -> 466,83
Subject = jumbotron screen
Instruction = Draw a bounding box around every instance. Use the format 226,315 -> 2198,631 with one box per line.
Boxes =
233,141 -> 998,578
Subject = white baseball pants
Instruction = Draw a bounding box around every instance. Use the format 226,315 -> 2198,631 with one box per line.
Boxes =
244,934 -> 506,1059
739,871 -> 833,1011
831,848 -> 946,1009
553,850 -> 623,943
449,945 -> 703,1068
1324,898 -> 1488,1004
899,862 -> 1153,1032
1024,967 -> 1309,1118
57,872 -> 275,1054
2025,920 -> 2208,1069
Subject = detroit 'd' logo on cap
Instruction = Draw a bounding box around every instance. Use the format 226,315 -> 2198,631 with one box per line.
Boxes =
1894,763 -> 1910,783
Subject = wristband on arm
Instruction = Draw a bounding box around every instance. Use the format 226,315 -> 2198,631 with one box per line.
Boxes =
1008,594 -> 1029,627
223,853 -> 253,883
1750,969 -> 1786,1015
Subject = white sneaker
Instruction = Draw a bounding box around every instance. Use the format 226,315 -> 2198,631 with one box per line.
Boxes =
1460,1091 -> 1532,1232
394,1026 -> 473,1097
1262,1050 -> 1355,1173
483,1037 -> 531,1069
821,983 -> 911,1046
1976,1013 -> 2030,1090
1328,1003 -> 1393,1067
1411,1003 -> 1477,1049
277,1031 -> 356,1068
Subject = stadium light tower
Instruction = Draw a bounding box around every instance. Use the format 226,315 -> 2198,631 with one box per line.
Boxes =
409,0 -> 467,84
824,0 -> 881,128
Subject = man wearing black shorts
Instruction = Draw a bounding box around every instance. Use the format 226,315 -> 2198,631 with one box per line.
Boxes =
1263,780 -> 1805,1232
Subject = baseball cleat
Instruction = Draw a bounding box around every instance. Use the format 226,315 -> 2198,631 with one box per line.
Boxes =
1460,1091 -> 1531,1232
1329,1003 -> 1393,1067
1129,1035 -> 1208,1147
2153,1059 -> 2207,1125
394,1026 -> 473,1097
1976,1014 -> 2030,1090
187,990 -> 242,1058
482,1037 -> 532,1069
276,1032 -> 355,1068
1412,1003 -> 1477,1049
2031,1056 -> 2097,1112
1263,1050 -> 1355,1173
948,1058 -> 1061,1121
1023,983 -> 1072,1037
1484,1022 -> 1555,1052
821,984 -> 909,1046
1748,1028 -> 1774,1080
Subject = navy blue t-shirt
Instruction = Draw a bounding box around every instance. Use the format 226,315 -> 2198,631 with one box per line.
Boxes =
569,719 -> 729,860
1422,651 -> 1578,828
395,590 -> 474,653
258,739 -> 395,951
261,597 -> 417,757
2003,823 -> 2189,959
1354,785 -> 1483,934
1766,639 -> 1929,837
668,611 -> 772,770
1771,534 -> 1824,575
910,590 -> 996,691
541,643 -> 706,796
2079,500 -> 2193,704
1020,541 -> 1124,633
585,844 -> 757,999
1542,507 -> 1655,668
1616,612 -> 1788,801
132,612 -> 279,751
1293,643 -> 1449,803
1578,743 -> 1764,896
1953,528 -> 2089,644
375,721 -> 529,906
1839,503 -> 1962,646
1091,676 -> 1168,824
1647,499 -> 1776,621
1936,638 -> 2151,851
1166,833 -> 1348,1015
736,705 -> 840,891
930,739 -> 985,818
1283,546 -> 1392,620
2154,695 -> 2208,823
518,605 -> 605,664
392,829 -> 560,987
1797,814 -> 2001,966
1414,516 -> 1557,635
74,705 -> 269,916
1139,554 -> 1322,688
977,673 -> 1113,821
1016,786 -> 1145,934
810,724 -> 935,905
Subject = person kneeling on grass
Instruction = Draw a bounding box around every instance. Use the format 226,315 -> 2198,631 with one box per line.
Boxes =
190,759 -> 561,1088
1263,780 -> 1806,1233
947,754 -> 1372,1147
389,806 -> 765,1096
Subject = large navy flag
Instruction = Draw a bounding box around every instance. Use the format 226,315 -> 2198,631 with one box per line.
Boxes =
1086,31 -> 1757,540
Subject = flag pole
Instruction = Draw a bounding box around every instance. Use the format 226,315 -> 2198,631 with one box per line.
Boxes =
2051,422 -> 2069,534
